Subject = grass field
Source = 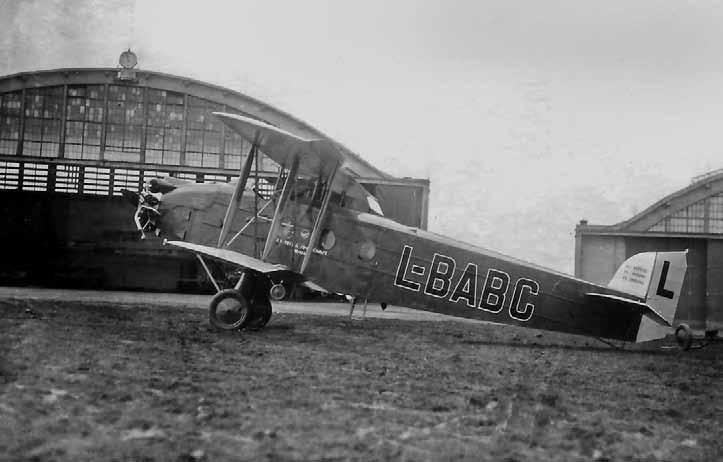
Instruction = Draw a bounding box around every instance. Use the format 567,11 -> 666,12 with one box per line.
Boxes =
1,297 -> 721,461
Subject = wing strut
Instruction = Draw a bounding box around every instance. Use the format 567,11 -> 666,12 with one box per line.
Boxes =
217,142 -> 258,248
300,161 -> 339,274
225,167 -> 287,249
262,155 -> 300,260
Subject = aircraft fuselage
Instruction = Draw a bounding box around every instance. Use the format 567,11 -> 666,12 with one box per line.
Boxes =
150,183 -> 652,342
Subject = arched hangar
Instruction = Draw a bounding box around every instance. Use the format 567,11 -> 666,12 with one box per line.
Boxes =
0,52 -> 429,292
575,170 -> 723,332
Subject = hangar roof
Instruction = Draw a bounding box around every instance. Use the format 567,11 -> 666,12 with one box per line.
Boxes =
577,169 -> 723,238
0,67 -> 390,179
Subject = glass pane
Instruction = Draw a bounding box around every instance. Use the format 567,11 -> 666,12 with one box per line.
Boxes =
205,132 -> 221,153
125,102 -> 144,125
146,127 -> 164,149
186,129 -> 203,151
42,120 -> 61,142
0,139 -> 17,155
84,123 -> 102,145
125,125 -> 142,149
709,219 -> 723,234
162,151 -> 180,165
710,195 -> 723,220
688,219 -> 704,233
202,153 -> 218,168
185,152 -> 202,167
164,128 -> 181,150
24,119 -> 43,141
147,104 -> 165,126
0,115 -> 20,140
688,200 -> 705,218
65,121 -> 84,143
668,217 -> 687,232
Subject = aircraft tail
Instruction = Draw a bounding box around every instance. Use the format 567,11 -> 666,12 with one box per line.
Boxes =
606,250 -> 688,342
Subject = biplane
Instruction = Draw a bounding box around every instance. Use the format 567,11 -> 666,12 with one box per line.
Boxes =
126,112 -> 691,348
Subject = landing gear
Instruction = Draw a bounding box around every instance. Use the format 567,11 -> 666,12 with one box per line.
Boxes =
196,254 -> 274,331
675,323 -> 693,351
209,289 -> 251,330
674,324 -> 721,350
246,297 -> 272,329
269,282 -> 288,301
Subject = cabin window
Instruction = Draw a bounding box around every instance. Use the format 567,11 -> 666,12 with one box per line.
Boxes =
320,229 -> 336,250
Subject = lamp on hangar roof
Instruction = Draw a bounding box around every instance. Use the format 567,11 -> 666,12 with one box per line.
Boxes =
116,48 -> 138,82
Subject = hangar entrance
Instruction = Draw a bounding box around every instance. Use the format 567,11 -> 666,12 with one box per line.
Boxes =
0,56 -> 430,295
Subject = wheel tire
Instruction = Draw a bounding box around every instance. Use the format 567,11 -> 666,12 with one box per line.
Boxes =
269,283 -> 287,301
675,323 -> 693,351
208,289 -> 250,330
246,297 -> 273,329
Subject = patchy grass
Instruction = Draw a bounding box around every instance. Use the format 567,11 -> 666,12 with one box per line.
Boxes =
0,298 -> 721,461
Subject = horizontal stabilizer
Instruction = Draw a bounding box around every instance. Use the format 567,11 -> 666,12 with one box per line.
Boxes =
585,292 -> 672,327
165,240 -> 288,274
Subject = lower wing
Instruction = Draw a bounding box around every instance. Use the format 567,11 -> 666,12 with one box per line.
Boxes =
165,240 -> 288,274
165,240 -> 329,293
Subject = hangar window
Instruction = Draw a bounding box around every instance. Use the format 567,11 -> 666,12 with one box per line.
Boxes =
142,170 -> 171,186
0,161 -> 20,189
55,164 -> 81,194
175,172 -> 199,182
0,91 -> 21,155
83,166 -> 111,195
105,86 -> 143,162
65,85 -> 104,160
254,178 -> 275,198
145,89 -> 183,165
204,174 -> 231,183
223,130 -> 245,170
21,163 -> 48,191
708,194 -> 723,233
648,197 -> 708,233
112,168 -> 141,196
23,87 -> 63,158
185,97 -> 222,169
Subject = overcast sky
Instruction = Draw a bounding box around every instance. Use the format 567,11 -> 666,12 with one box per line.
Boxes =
2,0 -> 723,272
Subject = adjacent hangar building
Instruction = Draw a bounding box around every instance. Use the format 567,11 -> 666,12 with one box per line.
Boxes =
575,171 -> 723,332
0,52 -> 429,292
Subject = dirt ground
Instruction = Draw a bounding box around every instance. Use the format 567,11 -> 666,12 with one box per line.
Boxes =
0,296 -> 721,461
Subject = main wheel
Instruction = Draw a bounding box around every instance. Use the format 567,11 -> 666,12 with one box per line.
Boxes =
246,297 -> 273,329
675,323 -> 693,351
208,289 -> 250,330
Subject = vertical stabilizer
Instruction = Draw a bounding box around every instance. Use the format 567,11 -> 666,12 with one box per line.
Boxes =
608,251 -> 688,342
607,252 -> 657,299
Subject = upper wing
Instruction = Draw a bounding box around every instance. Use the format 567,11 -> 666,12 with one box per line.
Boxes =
213,112 -> 378,207
166,240 -> 288,274
213,112 -> 336,177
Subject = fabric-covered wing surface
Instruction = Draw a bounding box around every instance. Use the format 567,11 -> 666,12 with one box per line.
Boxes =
213,112 -> 377,207
165,240 -> 288,273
